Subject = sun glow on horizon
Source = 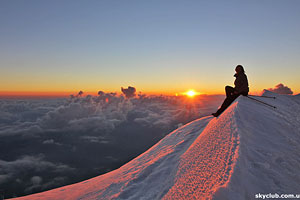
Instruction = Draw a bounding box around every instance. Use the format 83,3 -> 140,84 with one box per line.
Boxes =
183,90 -> 201,97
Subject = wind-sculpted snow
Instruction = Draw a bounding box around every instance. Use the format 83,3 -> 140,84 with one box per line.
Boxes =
163,103 -> 239,199
10,91 -> 300,199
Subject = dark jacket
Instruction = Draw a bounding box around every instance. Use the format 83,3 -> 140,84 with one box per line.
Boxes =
234,72 -> 249,94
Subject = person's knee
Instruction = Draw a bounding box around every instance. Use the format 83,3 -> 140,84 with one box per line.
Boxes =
225,86 -> 232,92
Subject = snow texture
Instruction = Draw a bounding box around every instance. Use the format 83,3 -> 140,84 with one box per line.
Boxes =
11,91 -> 300,200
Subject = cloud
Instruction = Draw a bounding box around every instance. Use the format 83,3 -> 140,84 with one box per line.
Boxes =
121,86 -> 136,98
0,155 -> 73,176
0,154 -> 74,196
31,176 -> 43,185
80,136 -> 109,144
43,139 -> 62,146
77,91 -> 84,97
23,176 -> 43,193
98,91 -> 105,96
268,83 -> 293,95
0,93 -> 224,198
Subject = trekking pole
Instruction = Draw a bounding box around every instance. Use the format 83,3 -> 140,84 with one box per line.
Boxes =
248,95 -> 276,99
246,96 -> 277,109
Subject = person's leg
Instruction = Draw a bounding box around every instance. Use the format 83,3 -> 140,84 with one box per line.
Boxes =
225,86 -> 235,97
215,97 -> 234,116
213,94 -> 239,117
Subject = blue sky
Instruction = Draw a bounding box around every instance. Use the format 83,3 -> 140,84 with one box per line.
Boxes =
1,0 -> 300,94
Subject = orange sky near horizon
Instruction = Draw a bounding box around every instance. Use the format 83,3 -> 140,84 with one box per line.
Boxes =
1,68 -> 299,97
0,86 -> 287,98
2,63 -> 299,97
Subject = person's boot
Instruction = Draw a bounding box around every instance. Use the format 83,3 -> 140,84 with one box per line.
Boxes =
212,112 -> 220,117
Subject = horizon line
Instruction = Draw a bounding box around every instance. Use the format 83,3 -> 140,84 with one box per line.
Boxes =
0,90 -> 227,98
0,90 -> 270,98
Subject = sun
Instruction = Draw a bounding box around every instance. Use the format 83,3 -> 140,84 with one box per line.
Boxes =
186,90 -> 196,97
184,89 -> 200,97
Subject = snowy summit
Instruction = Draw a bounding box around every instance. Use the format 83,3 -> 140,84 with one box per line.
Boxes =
12,91 -> 300,200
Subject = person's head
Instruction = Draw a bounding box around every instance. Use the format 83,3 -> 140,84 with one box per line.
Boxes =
235,65 -> 245,74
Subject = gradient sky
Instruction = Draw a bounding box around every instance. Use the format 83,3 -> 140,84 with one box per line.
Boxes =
1,0 -> 300,95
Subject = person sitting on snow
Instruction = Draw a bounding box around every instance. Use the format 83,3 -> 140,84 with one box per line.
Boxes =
212,65 -> 249,117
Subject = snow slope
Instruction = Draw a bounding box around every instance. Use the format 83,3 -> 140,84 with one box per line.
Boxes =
11,91 -> 300,200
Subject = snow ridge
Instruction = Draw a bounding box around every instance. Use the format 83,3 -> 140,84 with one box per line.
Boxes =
214,92 -> 300,200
